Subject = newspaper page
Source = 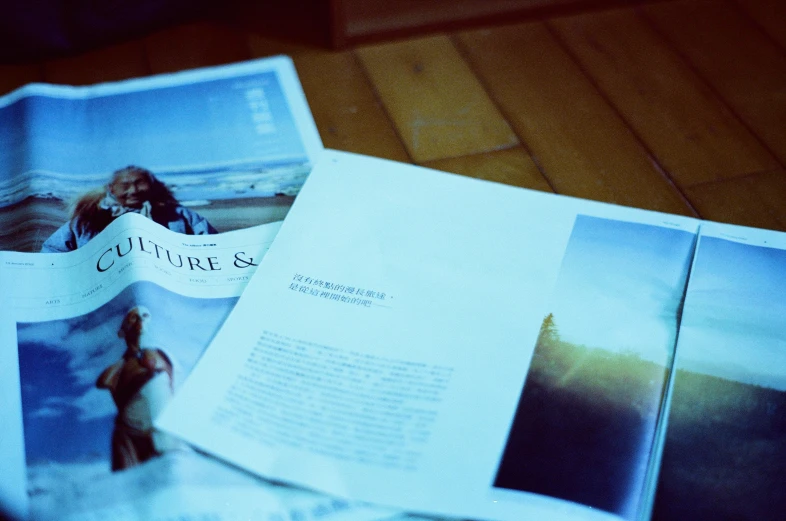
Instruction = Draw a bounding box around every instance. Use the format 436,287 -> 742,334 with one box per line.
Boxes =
0,55 -> 322,253
0,213 -> 395,521
158,150 -> 701,521
649,222 -> 786,521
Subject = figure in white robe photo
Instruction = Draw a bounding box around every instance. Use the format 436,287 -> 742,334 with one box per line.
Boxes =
96,306 -> 183,471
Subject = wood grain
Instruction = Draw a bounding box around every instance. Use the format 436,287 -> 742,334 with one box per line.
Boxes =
244,33 -> 327,59
0,64 -> 43,95
734,0 -> 786,51
643,0 -> 786,166
456,22 -> 694,215
341,0 -> 585,39
248,35 -> 411,162
145,21 -> 252,73
43,40 -> 149,85
4,0 -> 785,233
356,35 -> 519,162
550,8 -> 779,187
685,169 -> 786,231
423,148 -> 553,191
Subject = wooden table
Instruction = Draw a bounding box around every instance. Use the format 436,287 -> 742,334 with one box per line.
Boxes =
2,0 -> 785,231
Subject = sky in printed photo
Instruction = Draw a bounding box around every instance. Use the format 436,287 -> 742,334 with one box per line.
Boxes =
0,69 -> 307,194
677,236 -> 786,390
17,281 -> 237,463
549,215 -> 696,364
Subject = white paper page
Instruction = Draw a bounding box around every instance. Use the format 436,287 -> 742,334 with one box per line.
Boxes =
2,213 -> 281,320
0,214 -> 280,520
159,150 -> 700,521
0,215 -> 393,521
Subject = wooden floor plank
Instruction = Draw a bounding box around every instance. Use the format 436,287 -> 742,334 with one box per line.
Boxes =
456,23 -> 695,215
42,40 -> 150,85
734,0 -> 786,51
423,147 -> 553,192
355,35 -> 519,163
248,34 -> 411,162
5,0 -> 782,233
297,52 -> 412,162
219,1 -> 331,51
685,169 -> 786,231
550,7 -> 779,187
642,0 -> 786,166
243,33 -> 326,59
0,64 -> 44,95
145,21 -> 252,73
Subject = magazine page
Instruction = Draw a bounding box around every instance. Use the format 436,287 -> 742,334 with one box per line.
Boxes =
0,213 -> 393,521
0,55 -> 322,253
158,150 -> 700,521
650,222 -> 786,520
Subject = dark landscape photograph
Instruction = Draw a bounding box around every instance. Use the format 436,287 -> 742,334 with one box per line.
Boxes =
494,215 -> 696,519
653,235 -> 786,521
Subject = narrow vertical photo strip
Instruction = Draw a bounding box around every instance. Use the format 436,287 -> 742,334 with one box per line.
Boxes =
493,214 -> 697,520
652,223 -> 786,520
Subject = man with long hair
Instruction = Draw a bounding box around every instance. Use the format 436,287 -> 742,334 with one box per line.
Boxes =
41,166 -> 216,252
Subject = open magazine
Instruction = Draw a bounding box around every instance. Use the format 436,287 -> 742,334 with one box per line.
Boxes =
0,213 -> 404,521
0,55 -> 322,254
157,150 -> 786,521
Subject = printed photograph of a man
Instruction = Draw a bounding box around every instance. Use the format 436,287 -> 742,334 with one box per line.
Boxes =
41,166 -> 217,252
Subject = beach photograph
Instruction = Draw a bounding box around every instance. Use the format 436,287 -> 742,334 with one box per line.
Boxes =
0,61 -> 317,252
493,214 -> 696,519
653,235 -> 786,520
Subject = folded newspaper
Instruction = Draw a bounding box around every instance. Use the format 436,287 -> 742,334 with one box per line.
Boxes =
0,57 -> 402,521
0,214 -> 400,521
